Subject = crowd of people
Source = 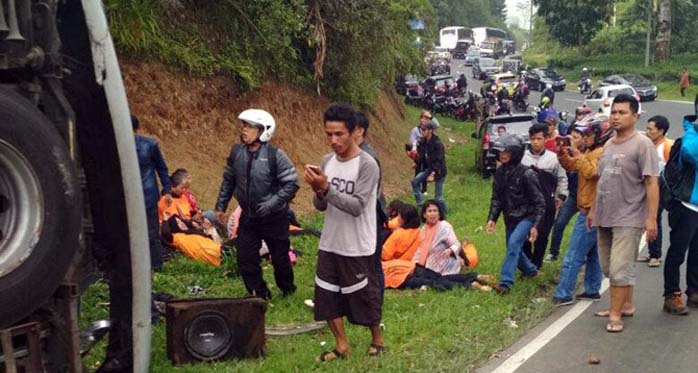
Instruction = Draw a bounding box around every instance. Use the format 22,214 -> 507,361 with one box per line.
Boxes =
129,89 -> 698,364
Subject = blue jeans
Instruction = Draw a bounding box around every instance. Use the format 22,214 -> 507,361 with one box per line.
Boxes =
412,170 -> 446,212
500,219 -> 539,288
548,195 -> 578,258
554,213 -> 602,299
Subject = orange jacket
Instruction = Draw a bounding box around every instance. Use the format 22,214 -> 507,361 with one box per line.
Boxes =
559,146 -> 603,211
658,138 -> 674,162
382,259 -> 416,288
158,194 -> 192,222
381,228 -> 421,261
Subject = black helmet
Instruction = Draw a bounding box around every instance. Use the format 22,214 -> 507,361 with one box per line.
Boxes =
491,134 -> 525,165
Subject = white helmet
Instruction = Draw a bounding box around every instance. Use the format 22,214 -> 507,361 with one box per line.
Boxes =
582,67 -> 588,72
546,83 -> 552,89
238,109 -> 276,143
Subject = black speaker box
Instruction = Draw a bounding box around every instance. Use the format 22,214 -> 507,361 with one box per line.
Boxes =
166,297 -> 267,365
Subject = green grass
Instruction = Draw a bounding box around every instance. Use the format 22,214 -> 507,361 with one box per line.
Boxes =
81,107 -> 573,372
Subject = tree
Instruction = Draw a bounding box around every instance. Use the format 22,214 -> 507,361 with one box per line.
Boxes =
534,0 -> 614,46
655,0 -> 671,61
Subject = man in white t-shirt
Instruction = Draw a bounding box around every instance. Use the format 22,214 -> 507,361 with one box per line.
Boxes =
640,115 -> 674,267
304,103 -> 384,362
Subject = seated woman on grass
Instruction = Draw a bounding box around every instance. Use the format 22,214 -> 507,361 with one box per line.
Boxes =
382,204 -> 421,261
382,200 -> 495,291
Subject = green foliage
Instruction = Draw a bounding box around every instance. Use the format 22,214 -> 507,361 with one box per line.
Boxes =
534,0 -> 614,46
432,0 -> 508,29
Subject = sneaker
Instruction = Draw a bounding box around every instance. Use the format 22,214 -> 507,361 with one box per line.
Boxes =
422,191 -> 429,196
648,258 -> 662,267
576,292 -> 601,302
552,297 -> 574,307
663,292 -> 690,315
687,293 -> 698,308
544,254 -> 558,262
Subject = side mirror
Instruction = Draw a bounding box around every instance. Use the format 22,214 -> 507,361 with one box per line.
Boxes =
471,132 -> 478,139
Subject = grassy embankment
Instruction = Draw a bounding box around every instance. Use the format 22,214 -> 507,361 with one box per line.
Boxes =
81,107 -> 572,372
524,51 -> 698,102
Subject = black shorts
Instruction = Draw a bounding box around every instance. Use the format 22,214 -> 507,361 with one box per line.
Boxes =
313,250 -> 381,326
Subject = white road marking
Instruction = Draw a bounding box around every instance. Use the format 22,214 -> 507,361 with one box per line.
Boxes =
491,279 -> 610,373
491,239 -> 645,373
565,98 -> 585,103
655,99 -> 693,105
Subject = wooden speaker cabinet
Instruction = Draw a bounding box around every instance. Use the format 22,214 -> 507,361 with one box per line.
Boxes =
166,297 -> 267,365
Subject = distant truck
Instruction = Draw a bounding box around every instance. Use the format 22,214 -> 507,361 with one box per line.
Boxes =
472,27 -> 507,58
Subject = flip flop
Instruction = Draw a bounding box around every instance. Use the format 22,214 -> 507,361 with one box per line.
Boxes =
636,255 -> 650,262
367,343 -> 385,357
594,309 -> 635,317
317,349 -> 346,363
606,319 -> 624,333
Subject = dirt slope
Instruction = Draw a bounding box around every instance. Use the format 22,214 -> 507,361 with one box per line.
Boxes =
122,60 -> 413,215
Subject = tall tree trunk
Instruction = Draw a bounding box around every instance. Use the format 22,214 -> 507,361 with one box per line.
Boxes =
655,0 -> 671,62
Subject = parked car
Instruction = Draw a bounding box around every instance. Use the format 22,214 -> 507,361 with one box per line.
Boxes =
472,57 -> 499,80
396,74 -> 421,95
472,113 -> 537,178
584,84 -> 642,116
464,49 -> 480,66
600,74 -> 657,101
526,68 -> 566,91
424,75 -> 456,92
433,46 -> 452,62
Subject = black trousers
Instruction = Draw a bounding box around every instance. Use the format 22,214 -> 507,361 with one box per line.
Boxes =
664,202 -> 698,296
146,203 -> 163,271
402,266 -> 478,291
236,211 -> 295,298
523,206 -> 555,269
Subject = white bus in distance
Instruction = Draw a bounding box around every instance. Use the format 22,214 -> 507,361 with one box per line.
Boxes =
439,26 -> 473,50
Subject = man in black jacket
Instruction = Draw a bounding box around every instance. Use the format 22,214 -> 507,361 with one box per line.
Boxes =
661,115 -> 698,314
486,134 -> 546,294
215,109 -> 300,300
412,121 -> 447,213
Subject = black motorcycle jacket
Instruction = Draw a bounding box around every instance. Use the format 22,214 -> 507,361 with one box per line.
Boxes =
215,142 -> 299,218
488,161 -> 546,227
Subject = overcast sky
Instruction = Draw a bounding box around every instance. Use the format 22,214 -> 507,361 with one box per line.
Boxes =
505,0 -> 536,29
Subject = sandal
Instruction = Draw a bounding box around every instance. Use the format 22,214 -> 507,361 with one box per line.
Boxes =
477,275 -> 497,286
636,255 -> 650,263
367,343 -> 385,357
606,319 -> 624,333
317,349 -> 347,362
594,309 -> 635,318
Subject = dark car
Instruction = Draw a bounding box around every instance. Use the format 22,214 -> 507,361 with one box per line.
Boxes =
452,41 -> 471,59
526,68 -> 566,91
600,74 -> 657,101
472,57 -> 499,80
472,113 -> 537,178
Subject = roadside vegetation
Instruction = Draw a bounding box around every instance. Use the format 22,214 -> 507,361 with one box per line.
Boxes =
82,108 -> 569,372
523,0 -> 698,101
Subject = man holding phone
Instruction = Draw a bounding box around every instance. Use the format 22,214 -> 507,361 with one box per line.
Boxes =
304,103 -> 384,361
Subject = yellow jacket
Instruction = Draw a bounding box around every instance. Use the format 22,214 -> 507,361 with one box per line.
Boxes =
559,146 -> 603,211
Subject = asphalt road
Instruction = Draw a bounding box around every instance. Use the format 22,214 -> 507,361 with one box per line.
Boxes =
448,60 -> 695,139
445,60 -> 698,373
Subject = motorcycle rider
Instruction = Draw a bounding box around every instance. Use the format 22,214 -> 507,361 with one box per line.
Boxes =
456,74 -> 468,92
215,109 -> 300,300
543,83 -> 555,106
579,67 -> 592,93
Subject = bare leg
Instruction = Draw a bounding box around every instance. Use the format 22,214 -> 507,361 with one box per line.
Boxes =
609,286 -> 624,321
369,324 -> 384,347
327,318 -> 350,356
623,286 -> 635,312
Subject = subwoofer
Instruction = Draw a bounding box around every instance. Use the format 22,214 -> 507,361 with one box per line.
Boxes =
166,297 -> 267,365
